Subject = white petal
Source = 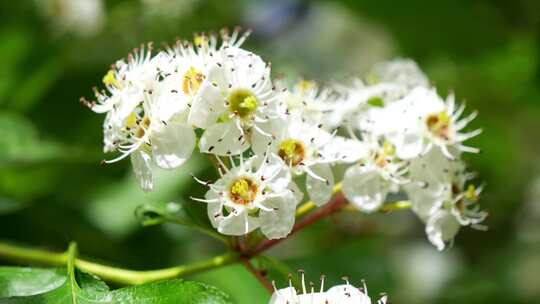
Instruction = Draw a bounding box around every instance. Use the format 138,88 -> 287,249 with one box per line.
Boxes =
199,121 -> 249,155
205,192 -> 222,229
130,149 -> 153,192
259,191 -> 296,239
188,66 -> 226,128
343,166 -> 388,213
289,181 -> 304,205
269,287 -> 298,304
306,163 -> 334,207
426,209 -> 461,251
326,284 -> 372,304
393,132 -> 424,160
152,122 -> 195,169
218,210 -> 259,236
259,157 -> 291,192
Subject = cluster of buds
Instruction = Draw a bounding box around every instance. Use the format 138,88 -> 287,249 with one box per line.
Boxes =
83,27 -> 486,250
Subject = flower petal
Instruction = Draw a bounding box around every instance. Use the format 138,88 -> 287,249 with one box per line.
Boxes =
342,166 -> 388,213
259,191 -> 296,239
426,209 -> 461,251
188,66 -> 226,128
326,284 -> 372,304
199,121 -> 249,155
152,122 -> 195,169
130,149 -> 153,192
217,210 -> 259,236
306,163 -> 334,206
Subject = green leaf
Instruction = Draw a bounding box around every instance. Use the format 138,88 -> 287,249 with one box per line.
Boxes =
135,201 -> 227,243
135,201 -> 196,227
0,267 -> 65,297
0,265 -> 232,303
85,155 -> 209,238
0,112 -> 64,165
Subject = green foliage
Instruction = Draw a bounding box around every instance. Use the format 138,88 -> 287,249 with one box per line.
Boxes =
0,266 -> 232,303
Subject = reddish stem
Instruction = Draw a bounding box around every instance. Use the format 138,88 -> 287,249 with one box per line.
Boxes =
239,256 -> 274,293
249,193 -> 347,256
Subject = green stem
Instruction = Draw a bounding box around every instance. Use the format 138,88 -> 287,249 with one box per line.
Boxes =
0,242 -> 237,285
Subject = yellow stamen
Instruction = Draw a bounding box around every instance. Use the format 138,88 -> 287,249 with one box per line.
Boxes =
103,70 -> 120,89
229,178 -> 258,205
183,67 -> 205,95
278,139 -> 305,166
228,89 -> 258,119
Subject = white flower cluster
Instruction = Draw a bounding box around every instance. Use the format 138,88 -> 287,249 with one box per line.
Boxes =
270,272 -> 387,304
84,28 -> 486,250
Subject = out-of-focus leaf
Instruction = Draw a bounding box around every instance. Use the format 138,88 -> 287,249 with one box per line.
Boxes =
0,266 -> 233,303
10,57 -> 65,112
0,196 -> 25,214
0,112 -> 64,165
0,27 -> 31,104
135,201 -> 196,227
85,155 -> 208,238
193,264 -> 269,304
135,200 -> 226,243
0,267 -> 65,297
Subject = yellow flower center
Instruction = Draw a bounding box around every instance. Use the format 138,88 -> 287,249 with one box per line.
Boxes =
278,139 -> 305,166
464,184 -> 479,202
183,67 -> 205,95
194,35 -> 209,47
426,111 -> 450,140
134,116 -> 151,138
372,141 -> 395,168
228,89 -> 258,119
229,177 -> 258,205
102,70 -> 121,89
295,80 -> 315,92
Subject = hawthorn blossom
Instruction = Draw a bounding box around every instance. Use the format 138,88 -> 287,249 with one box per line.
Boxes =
342,136 -> 409,213
364,86 -> 481,160
193,155 -> 300,239
270,273 -> 387,304
405,149 -> 487,250
190,44 -> 280,156
252,114 -> 338,206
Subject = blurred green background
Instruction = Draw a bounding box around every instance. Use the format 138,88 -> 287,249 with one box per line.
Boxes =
1,0 -> 540,303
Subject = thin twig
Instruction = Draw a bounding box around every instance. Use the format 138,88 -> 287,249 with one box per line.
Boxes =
239,256 -> 274,293
250,193 -> 347,256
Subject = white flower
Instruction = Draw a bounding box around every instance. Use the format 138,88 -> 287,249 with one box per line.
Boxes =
423,181 -> 486,251
405,149 -> 487,250
270,273 -> 386,304
35,0 -> 104,36
280,79 -> 339,126
105,86 -> 195,191
425,208 -> 462,251
342,136 -> 408,213
369,59 -> 429,90
404,148 -> 465,220
193,155 -> 300,239
188,41 -> 280,156
366,87 -> 481,159
252,114 -> 338,206
86,44 -> 159,153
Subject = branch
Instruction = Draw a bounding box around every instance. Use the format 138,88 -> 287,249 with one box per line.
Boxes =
0,242 -> 237,285
239,257 -> 274,293
250,192 -> 348,255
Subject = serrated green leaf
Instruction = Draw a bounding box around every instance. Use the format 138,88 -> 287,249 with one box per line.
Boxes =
0,268 -> 233,304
